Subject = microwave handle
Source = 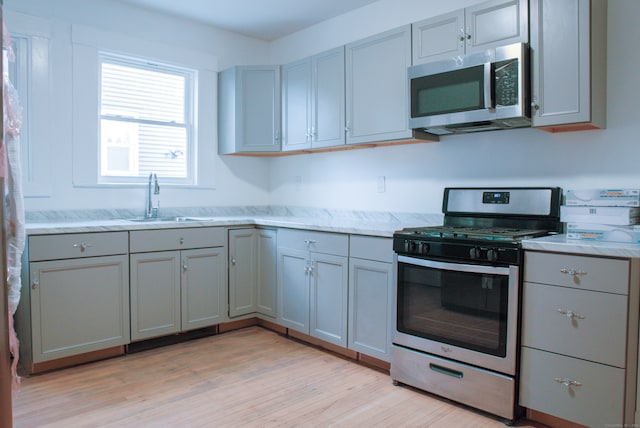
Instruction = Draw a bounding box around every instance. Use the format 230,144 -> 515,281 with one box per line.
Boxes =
484,62 -> 494,109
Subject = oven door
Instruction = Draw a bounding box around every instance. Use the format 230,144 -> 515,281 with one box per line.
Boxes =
393,255 -> 519,375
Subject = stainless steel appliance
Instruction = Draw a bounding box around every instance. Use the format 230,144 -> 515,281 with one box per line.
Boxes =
391,187 -> 562,422
408,43 -> 530,135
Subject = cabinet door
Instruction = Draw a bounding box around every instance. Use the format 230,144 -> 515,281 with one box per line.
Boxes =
312,46 -> 345,149
182,247 -> 227,330
238,66 -> 281,152
412,10 -> 465,64
348,258 -> 393,362
530,0 -> 605,129
130,251 -> 181,341
30,255 -> 129,362
345,25 -> 412,145
310,253 -> 348,347
281,58 -> 312,151
465,0 -> 528,53
257,229 -> 277,318
277,247 -> 309,333
228,229 -> 258,317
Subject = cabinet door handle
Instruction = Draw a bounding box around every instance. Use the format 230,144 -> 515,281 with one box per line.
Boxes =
554,377 -> 582,388
183,259 -> 188,272
560,268 -> 587,276
73,242 -> 93,251
557,308 -> 585,320
231,258 -> 237,266
31,279 -> 39,290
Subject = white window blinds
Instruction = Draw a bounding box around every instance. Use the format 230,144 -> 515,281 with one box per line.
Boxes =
99,54 -> 194,181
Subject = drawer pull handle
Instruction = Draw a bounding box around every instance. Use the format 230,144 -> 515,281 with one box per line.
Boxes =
73,242 -> 93,252
554,377 -> 582,388
430,363 -> 463,379
557,308 -> 585,320
303,239 -> 317,245
560,268 -> 587,276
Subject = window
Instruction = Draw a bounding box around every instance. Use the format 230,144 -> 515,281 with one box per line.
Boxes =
99,53 -> 195,184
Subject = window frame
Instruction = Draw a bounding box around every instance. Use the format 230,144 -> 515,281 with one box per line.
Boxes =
71,24 -> 217,190
97,52 -> 197,185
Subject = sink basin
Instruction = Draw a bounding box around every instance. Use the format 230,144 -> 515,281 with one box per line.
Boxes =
124,216 -> 205,223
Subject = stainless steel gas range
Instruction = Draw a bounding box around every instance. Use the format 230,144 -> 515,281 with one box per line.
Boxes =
390,187 -> 562,422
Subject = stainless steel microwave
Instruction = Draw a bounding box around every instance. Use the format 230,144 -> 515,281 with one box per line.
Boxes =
408,43 -> 531,135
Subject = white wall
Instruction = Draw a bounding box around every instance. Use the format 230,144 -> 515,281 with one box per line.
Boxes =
268,0 -> 640,214
6,0 -> 640,215
4,0 -> 273,212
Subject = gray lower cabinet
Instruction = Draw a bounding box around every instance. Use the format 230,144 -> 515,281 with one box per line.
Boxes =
129,227 -> 227,341
228,227 -> 277,319
520,250 -> 639,427
277,229 -> 348,347
256,228 -> 278,317
17,232 -> 130,373
348,236 -> 393,362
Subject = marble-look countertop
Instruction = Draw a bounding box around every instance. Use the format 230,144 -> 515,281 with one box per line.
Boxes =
522,234 -> 640,258
24,206 -> 445,238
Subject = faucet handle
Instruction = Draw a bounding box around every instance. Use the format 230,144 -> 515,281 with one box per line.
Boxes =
153,173 -> 160,194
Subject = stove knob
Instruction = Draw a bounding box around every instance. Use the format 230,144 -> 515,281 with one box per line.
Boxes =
470,246 -> 481,259
407,240 -> 418,253
487,249 -> 499,262
420,243 -> 430,255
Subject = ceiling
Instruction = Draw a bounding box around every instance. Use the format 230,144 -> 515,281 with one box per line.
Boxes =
117,0 -> 380,41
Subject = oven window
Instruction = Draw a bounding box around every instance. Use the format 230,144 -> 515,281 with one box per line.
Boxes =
397,261 -> 508,357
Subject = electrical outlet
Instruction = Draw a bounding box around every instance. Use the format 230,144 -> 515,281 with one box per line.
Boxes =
377,176 -> 386,193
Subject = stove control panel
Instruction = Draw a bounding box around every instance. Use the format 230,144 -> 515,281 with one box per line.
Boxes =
393,236 -> 520,265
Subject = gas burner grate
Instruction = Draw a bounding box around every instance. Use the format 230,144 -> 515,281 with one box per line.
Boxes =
402,226 -> 549,242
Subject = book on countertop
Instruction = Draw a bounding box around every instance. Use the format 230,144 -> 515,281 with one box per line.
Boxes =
566,189 -> 640,207
566,222 -> 640,243
560,205 -> 640,225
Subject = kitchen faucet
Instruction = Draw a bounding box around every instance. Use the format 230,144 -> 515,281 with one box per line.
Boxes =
145,173 -> 160,218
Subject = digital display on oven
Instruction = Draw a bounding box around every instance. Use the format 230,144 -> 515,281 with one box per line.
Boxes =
483,191 -> 510,204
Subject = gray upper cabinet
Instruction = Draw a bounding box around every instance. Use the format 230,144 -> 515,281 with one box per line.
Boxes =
218,66 -> 281,154
281,46 -> 345,152
412,0 -> 528,65
345,25 -> 413,145
529,0 -> 606,131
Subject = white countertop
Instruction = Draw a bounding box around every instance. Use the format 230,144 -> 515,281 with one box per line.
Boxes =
523,234 -> 640,258
24,214 -> 444,238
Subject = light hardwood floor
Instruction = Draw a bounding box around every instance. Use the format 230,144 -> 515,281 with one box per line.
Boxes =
12,327 -> 547,427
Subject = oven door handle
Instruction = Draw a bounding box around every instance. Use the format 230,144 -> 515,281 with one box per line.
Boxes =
397,255 -> 511,276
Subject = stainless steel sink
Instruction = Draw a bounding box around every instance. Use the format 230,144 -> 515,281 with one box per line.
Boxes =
124,216 -> 204,223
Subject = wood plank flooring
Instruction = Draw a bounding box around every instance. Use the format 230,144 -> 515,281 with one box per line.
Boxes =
12,327 -> 547,427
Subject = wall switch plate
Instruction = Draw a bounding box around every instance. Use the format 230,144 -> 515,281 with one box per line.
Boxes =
377,176 -> 386,193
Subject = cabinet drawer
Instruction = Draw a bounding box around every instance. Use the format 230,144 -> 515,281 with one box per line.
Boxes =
522,282 -> 627,367
278,228 -> 348,256
29,232 -> 129,261
520,347 -> 624,427
130,227 -> 225,253
524,251 -> 629,294
349,235 -> 393,263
